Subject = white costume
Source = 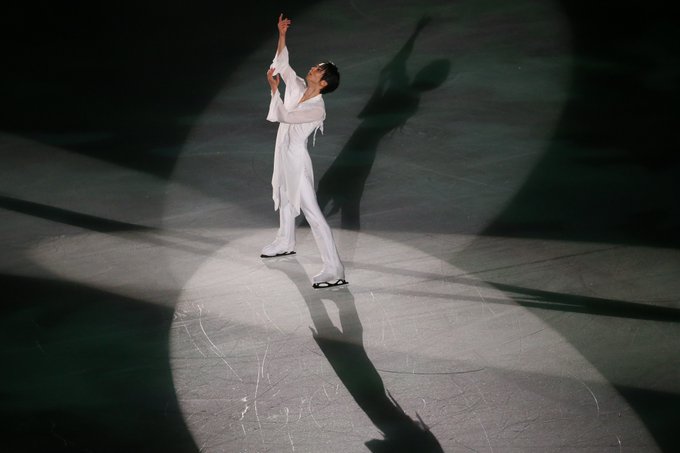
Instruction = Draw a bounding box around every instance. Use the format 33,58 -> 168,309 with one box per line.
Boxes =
263,46 -> 345,284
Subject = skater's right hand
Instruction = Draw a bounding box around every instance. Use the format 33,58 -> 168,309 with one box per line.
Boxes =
267,67 -> 280,93
278,14 -> 291,35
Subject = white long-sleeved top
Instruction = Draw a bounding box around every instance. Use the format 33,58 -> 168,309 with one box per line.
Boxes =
266,46 -> 325,215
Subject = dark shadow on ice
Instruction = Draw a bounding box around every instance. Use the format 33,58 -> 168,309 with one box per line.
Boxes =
264,258 -> 443,452
483,0 -> 680,248
352,261 -> 680,323
0,193 -> 226,255
0,273 -> 197,453
487,280 -> 680,323
311,16 -> 450,230
0,194 -> 154,233
376,283 -> 680,324
615,385 -> 680,453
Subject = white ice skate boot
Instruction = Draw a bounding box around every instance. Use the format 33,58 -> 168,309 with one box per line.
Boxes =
312,267 -> 348,289
260,239 -> 296,258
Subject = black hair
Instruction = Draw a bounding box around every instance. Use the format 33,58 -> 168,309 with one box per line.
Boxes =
319,61 -> 340,94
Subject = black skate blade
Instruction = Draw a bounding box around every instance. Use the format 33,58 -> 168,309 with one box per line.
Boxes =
260,251 -> 296,258
312,279 -> 348,289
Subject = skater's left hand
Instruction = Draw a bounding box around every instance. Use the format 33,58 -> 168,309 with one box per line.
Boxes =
267,67 -> 280,94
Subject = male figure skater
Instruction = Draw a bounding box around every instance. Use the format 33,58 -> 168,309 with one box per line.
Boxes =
261,14 -> 347,289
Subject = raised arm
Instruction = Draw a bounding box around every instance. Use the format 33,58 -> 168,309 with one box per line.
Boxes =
270,14 -> 298,88
277,14 -> 290,56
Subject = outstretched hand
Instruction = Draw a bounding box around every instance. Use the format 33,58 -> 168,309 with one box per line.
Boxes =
267,67 -> 280,93
278,13 -> 291,35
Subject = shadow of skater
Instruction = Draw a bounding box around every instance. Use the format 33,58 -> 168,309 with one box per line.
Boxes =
313,16 -> 450,230
264,258 -> 443,452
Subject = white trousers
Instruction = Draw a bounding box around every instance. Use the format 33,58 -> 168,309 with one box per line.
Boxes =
271,177 -> 345,281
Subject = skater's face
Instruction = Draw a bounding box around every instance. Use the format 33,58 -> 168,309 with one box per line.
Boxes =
306,64 -> 328,90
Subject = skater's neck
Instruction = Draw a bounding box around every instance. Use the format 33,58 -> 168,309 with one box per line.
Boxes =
299,87 -> 322,104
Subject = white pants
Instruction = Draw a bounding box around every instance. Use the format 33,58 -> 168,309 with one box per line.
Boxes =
268,177 -> 345,281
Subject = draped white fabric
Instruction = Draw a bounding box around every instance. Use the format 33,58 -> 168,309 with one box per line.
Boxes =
266,46 -> 325,215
